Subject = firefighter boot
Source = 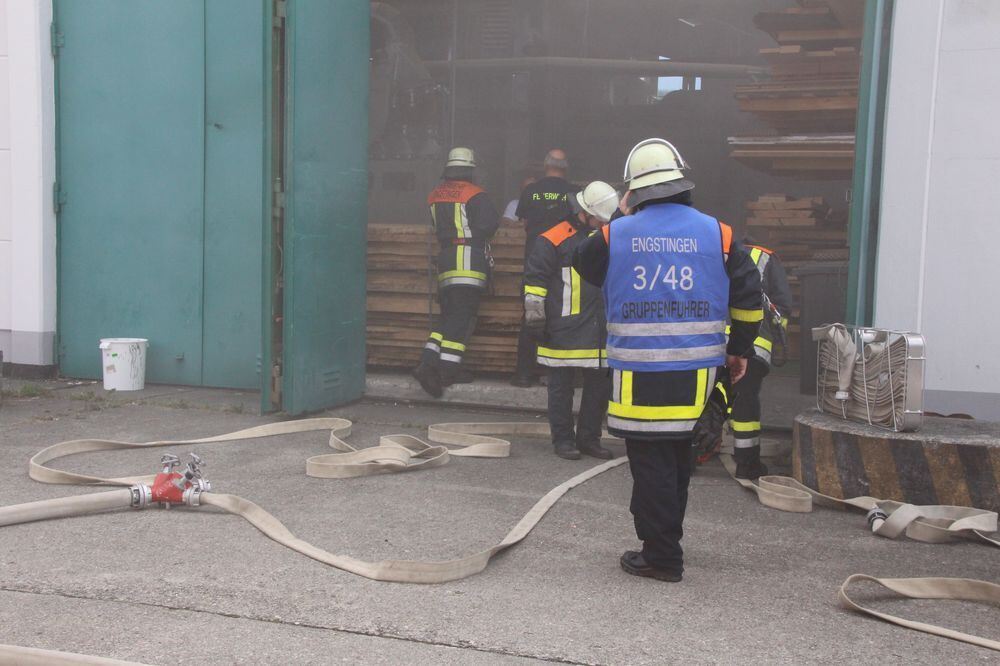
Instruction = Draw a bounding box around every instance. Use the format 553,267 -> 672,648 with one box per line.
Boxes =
554,441 -> 581,460
734,444 -> 768,480
619,551 -> 682,583
412,361 -> 443,399
577,440 -> 614,460
440,365 -> 474,387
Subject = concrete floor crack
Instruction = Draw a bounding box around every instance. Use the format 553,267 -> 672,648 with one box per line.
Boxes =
0,586 -> 601,665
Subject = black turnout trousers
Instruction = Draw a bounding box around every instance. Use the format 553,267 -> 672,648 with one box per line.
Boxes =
625,437 -> 694,573
420,285 -> 482,367
546,367 -> 609,447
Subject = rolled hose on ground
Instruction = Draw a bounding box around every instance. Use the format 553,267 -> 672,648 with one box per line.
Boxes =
0,488 -> 134,528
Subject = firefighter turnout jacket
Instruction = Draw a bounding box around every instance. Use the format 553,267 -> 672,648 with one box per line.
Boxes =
524,220 -> 607,368
428,179 -> 500,289
746,244 -> 793,364
573,202 -> 762,439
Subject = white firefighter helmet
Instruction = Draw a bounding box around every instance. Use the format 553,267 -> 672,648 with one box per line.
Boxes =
575,181 -> 619,223
622,138 -> 690,190
445,146 -> 476,168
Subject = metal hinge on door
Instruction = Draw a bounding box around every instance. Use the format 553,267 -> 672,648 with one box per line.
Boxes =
53,182 -> 66,214
274,0 -> 287,27
50,22 -> 64,58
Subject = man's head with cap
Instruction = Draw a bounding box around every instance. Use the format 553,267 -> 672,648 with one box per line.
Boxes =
543,148 -> 568,177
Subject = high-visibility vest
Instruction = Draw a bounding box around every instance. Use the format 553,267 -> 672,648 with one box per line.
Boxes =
602,203 -> 730,372
427,180 -> 488,288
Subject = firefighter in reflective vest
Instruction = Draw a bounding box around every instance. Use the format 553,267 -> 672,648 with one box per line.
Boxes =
573,138 -> 762,582
413,147 -> 500,398
524,181 -> 619,460
727,236 -> 793,479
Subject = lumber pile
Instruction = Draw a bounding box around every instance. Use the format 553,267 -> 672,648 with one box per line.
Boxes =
728,133 -> 855,178
366,222 -> 525,374
729,0 -> 863,176
729,1 -> 863,361
744,193 -> 849,360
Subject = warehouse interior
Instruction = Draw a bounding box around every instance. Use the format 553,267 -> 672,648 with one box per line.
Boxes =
365,0 -> 865,386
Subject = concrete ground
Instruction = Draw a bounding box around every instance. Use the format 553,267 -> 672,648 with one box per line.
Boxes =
0,380 -> 996,665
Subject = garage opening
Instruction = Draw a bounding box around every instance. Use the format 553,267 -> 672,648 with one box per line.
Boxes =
365,0 -> 865,397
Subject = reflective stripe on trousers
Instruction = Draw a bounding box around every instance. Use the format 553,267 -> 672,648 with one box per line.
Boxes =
536,346 -> 606,368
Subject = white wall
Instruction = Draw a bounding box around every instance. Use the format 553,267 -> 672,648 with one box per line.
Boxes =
875,0 -> 999,417
0,0 -> 56,367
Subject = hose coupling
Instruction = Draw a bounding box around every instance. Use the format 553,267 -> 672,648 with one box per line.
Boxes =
867,507 -> 888,532
129,484 -> 152,509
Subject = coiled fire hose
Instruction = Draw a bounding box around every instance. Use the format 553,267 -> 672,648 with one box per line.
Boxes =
0,418 -> 997,662
814,324 -> 911,426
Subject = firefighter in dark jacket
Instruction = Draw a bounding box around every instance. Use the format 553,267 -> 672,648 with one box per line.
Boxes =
511,148 -> 579,387
573,138 -> 762,582
524,181 -> 620,460
413,147 -> 500,398
727,236 -> 793,479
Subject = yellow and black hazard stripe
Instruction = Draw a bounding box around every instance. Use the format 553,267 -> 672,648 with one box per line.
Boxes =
607,367 -> 715,435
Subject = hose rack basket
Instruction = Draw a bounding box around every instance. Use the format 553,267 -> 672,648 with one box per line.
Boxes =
813,324 -> 925,432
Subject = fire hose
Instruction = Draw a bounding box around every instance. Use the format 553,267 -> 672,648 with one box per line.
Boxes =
719,453 -> 999,650
0,418 -> 997,661
814,323 -> 911,425
6,418 -> 626,583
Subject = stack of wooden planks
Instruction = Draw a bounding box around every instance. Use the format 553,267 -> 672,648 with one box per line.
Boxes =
729,1 -> 863,360
366,221 -> 526,374
746,194 -> 831,228
729,0 -> 863,176
743,193 -> 849,359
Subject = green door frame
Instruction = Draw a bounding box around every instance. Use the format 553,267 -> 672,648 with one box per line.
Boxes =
846,0 -> 895,326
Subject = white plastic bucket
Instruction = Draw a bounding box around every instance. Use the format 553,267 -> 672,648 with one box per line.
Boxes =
99,338 -> 148,391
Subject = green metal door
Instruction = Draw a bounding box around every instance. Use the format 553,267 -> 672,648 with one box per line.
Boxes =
280,0 -> 369,414
55,0 -> 267,389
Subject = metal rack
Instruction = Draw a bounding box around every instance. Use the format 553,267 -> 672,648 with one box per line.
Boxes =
815,324 -> 924,432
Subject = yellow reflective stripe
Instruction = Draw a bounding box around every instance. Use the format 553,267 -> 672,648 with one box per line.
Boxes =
715,381 -> 728,403
607,402 -> 705,420
695,368 -> 708,405
754,336 -> 773,352
429,332 -> 443,341
536,347 -> 603,360
621,370 -> 633,406
456,246 -> 465,271
750,247 -> 763,265
453,203 -> 464,238
524,285 -> 548,297
570,268 -> 581,315
438,270 -> 487,281
441,340 -> 466,352
732,420 -> 761,432
730,307 -> 764,322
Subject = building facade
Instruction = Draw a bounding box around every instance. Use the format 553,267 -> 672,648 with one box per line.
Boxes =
0,0 -> 57,371
1,0 -> 997,418
873,0 -> 999,417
